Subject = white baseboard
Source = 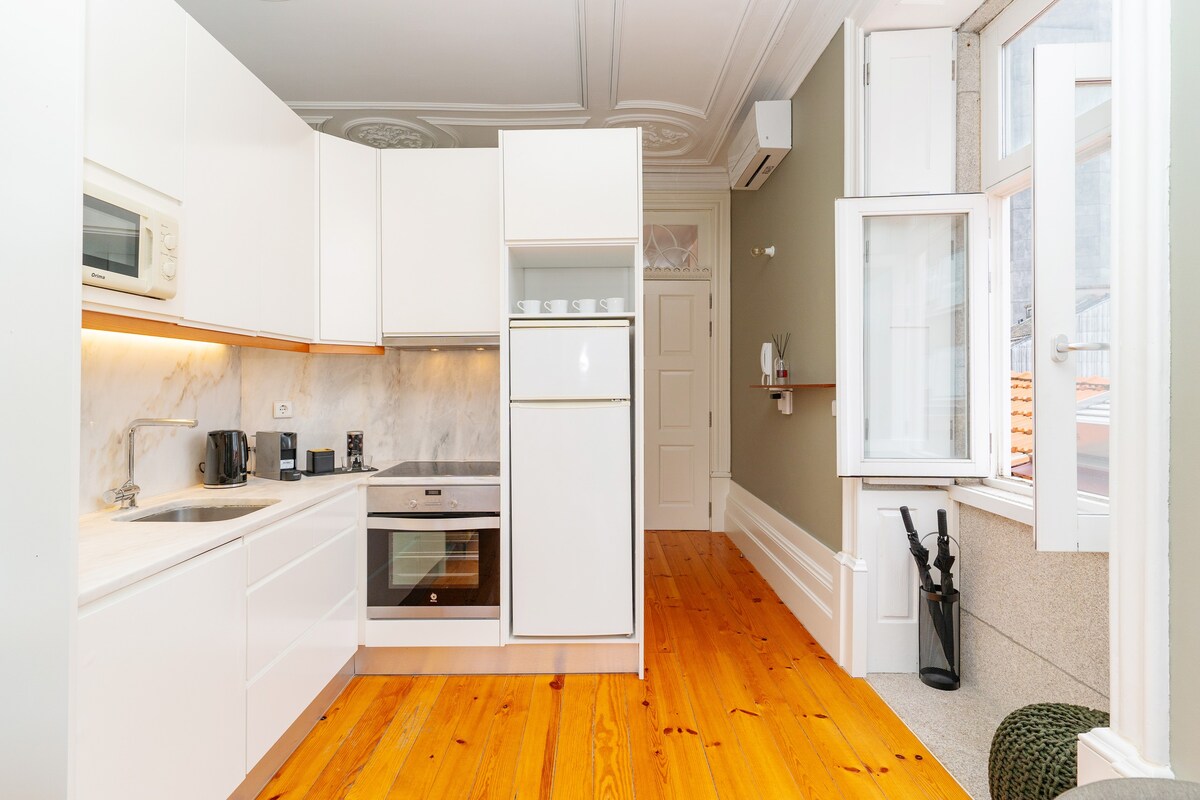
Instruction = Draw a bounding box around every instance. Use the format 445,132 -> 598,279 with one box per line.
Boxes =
724,482 -> 839,657
1078,728 -> 1175,784
710,475 -> 731,532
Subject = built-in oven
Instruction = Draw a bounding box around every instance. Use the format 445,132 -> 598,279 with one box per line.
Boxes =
366,485 -> 500,619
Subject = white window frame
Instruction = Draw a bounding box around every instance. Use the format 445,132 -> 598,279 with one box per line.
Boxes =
954,0 -> 1113,547
835,193 -> 991,478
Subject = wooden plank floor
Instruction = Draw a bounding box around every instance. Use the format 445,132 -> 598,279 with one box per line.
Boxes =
256,531 -> 970,800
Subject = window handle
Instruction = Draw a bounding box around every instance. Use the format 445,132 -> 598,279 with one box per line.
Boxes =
1051,333 -> 1110,363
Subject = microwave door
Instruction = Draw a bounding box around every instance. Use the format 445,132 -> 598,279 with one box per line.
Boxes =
83,194 -> 141,278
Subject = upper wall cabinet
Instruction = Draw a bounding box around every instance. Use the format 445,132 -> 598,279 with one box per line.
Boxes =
84,0 -> 187,200
865,28 -> 957,196
318,134 -> 379,345
501,129 -> 640,242
182,19 -> 315,339
380,148 -> 500,338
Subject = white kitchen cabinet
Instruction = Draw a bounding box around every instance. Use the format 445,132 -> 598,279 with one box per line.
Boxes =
319,134 -> 379,344
510,401 -> 634,637
244,492 -> 358,770
182,18 -> 315,339
501,129 -> 640,242
84,0 -> 187,200
380,148 -> 500,337
77,541 -> 246,800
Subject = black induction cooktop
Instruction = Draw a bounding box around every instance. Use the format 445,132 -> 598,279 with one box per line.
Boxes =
373,461 -> 501,479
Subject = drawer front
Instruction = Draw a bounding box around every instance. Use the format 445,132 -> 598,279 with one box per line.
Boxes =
246,489 -> 358,585
247,527 -> 355,679
246,591 -> 356,770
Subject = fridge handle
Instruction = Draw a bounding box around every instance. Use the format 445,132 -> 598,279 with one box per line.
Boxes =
510,400 -> 631,409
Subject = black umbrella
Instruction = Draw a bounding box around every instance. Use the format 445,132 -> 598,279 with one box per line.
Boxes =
934,509 -> 955,594
933,509 -> 957,670
899,506 -> 934,591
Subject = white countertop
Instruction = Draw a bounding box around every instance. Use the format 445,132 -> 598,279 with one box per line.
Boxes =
78,461 -> 501,606
78,471 -> 370,606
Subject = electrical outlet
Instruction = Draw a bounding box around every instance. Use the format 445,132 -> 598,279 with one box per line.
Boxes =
273,400 -> 293,419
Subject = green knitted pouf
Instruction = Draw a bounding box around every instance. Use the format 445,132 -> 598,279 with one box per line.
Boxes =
990,703 -> 1110,800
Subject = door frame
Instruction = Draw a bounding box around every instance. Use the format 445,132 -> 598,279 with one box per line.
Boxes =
643,191 -> 731,531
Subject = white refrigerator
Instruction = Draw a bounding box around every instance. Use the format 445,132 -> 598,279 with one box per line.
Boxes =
509,320 -> 634,637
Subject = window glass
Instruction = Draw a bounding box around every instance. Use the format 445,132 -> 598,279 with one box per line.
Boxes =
863,213 -> 970,461
1006,148 -> 1111,494
643,223 -> 699,271
1003,0 -> 1112,155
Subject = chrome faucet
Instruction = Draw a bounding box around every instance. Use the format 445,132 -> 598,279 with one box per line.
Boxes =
103,418 -> 198,509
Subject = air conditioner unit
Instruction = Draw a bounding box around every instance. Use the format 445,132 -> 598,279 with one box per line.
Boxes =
727,100 -> 792,190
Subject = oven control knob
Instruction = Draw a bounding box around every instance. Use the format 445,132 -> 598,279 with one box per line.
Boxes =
161,256 -> 177,279
162,233 -> 178,251
449,498 -> 459,509
408,499 -> 418,509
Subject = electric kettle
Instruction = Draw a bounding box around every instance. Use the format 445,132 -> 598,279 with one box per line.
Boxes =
200,429 -> 248,488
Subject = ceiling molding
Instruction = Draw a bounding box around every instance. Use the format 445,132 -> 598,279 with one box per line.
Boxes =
299,115 -> 332,132
611,99 -> 708,119
420,116 -> 592,128
575,0 -> 589,112
700,0 -> 809,166
643,166 -> 730,193
605,114 -> 699,157
288,101 -> 589,113
341,117 -> 456,149
772,0 -> 865,102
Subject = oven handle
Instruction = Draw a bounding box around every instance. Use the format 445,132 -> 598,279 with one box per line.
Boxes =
366,516 -> 500,532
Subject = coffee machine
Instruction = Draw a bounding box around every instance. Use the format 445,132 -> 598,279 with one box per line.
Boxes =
255,431 -> 302,481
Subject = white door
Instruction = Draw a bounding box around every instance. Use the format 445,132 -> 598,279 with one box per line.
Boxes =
1031,43 -> 1112,551
510,401 -> 634,637
644,281 -> 710,530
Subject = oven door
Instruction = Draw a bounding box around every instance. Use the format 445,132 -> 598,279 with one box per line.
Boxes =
367,515 -> 500,619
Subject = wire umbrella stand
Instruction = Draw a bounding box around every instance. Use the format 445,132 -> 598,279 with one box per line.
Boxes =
918,531 -> 960,691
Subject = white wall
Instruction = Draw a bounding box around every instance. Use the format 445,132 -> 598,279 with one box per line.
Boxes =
240,348 -> 501,462
0,2 -> 84,795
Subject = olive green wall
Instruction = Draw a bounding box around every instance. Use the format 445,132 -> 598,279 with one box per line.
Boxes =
1170,0 -> 1199,781
729,29 -> 844,552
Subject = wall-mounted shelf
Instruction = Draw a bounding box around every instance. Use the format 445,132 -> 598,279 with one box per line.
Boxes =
509,313 -> 636,322
750,383 -> 836,389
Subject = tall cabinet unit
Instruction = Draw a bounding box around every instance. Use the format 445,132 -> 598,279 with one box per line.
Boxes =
499,129 -> 644,668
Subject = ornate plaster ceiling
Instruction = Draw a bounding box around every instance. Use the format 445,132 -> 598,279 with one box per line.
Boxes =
176,0 -> 879,186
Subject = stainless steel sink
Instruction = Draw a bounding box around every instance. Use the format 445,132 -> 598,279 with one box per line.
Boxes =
123,501 -> 278,523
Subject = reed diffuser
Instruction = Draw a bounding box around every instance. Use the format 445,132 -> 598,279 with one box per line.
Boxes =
772,332 -> 791,382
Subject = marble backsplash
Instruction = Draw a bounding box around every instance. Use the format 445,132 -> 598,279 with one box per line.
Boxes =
80,330 -> 242,514
240,348 -> 501,465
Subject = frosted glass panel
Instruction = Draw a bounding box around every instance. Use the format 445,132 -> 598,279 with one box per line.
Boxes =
863,214 -> 969,460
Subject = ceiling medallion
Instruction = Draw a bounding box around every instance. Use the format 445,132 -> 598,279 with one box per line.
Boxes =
346,121 -> 434,149
641,123 -> 690,150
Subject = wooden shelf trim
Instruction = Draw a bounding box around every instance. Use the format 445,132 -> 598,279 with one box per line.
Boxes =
750,383 -> 836,389
82,311 -> 385,355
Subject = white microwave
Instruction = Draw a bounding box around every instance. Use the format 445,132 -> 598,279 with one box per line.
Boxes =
82,183 -> 179,299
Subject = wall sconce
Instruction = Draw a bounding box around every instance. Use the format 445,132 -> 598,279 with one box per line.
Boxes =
751,245 -> 776,258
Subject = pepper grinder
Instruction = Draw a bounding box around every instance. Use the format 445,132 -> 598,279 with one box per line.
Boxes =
346,430 -> 364,472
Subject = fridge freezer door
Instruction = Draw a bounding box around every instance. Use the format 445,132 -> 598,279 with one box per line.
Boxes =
510,325 -> 631,400
510,401 -> 634,637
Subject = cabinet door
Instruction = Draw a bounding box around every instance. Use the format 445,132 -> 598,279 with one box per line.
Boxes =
319,134 -> 379,344
84,0 -> 187,199
510,402 -> 634,636
502,129 -> 640,242
380,148 -> 500,336
77,541 -> 246,800
182,19 -> 315,338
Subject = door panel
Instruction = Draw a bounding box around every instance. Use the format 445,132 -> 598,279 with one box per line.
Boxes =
644,281 -> 710,530
510,402 -> 633,637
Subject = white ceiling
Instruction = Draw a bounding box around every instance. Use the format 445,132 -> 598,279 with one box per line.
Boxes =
174,0 -> 974,183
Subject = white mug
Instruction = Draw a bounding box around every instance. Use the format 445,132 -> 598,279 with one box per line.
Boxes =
572,298 -> 598,313
516,299 -> 542,315
599,297 -> 626,313
544,299 -> 569,314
